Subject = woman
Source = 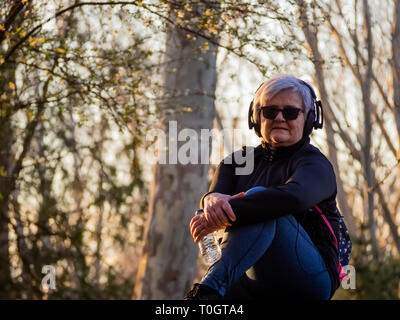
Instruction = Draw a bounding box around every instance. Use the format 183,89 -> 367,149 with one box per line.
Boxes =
184,74 -> 344,300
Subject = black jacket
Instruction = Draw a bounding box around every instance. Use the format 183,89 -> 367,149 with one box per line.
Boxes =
199,136 -> 340,296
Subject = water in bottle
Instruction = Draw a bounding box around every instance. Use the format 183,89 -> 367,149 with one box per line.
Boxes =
195,209 -> 222,265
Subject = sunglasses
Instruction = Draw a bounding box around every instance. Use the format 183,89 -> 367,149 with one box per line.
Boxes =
260,106 -> 304,120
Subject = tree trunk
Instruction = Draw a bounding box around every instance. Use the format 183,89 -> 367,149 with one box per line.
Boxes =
0,0 -> 35,297
0,64 -> 17,298
360,0 -> 379,258
133,5 -> 219,299
392,0 -> 400,137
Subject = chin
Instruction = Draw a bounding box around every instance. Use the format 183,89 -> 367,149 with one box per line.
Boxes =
271,134 -> 288,143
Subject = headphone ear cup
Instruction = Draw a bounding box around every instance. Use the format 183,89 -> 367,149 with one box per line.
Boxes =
248,101 -> 262,137
304,109 -> 315,136
253,107 -> 261,137
315,100 -> 323,129
248,101 -> 254,129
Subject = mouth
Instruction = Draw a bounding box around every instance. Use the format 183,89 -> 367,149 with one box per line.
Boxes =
272,127 -> 288,131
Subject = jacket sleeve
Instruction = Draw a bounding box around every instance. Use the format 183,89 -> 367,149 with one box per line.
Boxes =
229,152 -> 337,226
199,156 -> 239,209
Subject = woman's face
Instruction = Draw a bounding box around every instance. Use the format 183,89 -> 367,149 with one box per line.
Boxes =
258,89 -> 305,148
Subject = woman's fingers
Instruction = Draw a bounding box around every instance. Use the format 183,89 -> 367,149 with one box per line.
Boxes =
190,216 -> 204,234
204,207 -> 220,227
193,224 -> 215,243
206,192 -> 243,225
190,214 -> 209,241
191,225 -> 200,241
221,202 -> 236,222
213,207 -> 228,226
195,230 -> 208,242
190,191 -> 245,242
206,208 -> 226,228
190,213 -> 222,242
230,192 -> 246,200
205,198 -> 236,226
192,222 -> 208,242
190,214 -> 202,229
190,221 -> 200,241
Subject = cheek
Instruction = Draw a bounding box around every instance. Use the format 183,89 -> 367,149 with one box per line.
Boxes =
293,121 -> 305,136
261,120 -> 272,133
260,121 -> 271,141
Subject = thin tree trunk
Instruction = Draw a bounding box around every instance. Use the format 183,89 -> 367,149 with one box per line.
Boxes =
392,0 -> 400,136
360,0 -> 378,257
376,185 -> 400,254
0,118 -> 14,296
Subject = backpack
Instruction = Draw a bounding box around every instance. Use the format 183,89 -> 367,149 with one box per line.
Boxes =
315,205 -> 352,281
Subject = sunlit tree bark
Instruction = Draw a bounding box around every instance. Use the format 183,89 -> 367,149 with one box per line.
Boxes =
134,2 -> 220,300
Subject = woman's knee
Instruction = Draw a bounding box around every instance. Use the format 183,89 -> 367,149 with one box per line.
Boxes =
275,215 -> 328,274
244,186 -> 268,197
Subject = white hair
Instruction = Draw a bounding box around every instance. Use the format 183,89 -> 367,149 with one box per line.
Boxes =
254,74 -> 315,114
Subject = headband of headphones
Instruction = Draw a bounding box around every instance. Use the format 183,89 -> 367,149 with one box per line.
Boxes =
248,79 -> 323,137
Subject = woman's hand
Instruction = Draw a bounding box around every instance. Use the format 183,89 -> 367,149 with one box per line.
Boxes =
203,192 -> 245,228
190,213 -> 219,243
190,192 -> 245,242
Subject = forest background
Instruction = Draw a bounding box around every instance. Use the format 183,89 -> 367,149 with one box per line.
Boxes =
1,0 -> 400,300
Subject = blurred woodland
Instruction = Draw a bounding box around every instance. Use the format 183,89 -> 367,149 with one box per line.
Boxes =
0,0 -> 399,299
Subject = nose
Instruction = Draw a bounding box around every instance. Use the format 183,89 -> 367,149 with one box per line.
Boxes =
274,110 -> 285,121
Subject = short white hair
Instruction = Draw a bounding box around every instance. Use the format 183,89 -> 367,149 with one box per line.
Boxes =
254,74 -> 315,114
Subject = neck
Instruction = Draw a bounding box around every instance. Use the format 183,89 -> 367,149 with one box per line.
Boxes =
261,136 -> 309,151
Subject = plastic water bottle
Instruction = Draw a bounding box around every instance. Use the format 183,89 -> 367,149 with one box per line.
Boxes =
195,209 -> 222,265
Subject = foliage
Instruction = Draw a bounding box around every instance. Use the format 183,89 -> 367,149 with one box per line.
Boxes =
354,252 -> 400,299
0,0 -> 157,299
334,241 -> 400,300
1,0 -> 307,299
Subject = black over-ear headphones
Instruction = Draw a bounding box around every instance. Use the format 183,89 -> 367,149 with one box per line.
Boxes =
248,79 -> 323,137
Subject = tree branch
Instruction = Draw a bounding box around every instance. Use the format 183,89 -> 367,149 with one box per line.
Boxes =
0,0 -> 32,44
4,1 -> 142,63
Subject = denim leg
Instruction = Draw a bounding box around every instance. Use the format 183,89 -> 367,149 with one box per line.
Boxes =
201,214 -> 331,299
228,214 -> 332,299
201,218 -> 277,296
226,215 -> 331,300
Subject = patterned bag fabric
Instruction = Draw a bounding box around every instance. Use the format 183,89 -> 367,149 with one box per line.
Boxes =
315,205 -> 352,281
337,210 -> 352,267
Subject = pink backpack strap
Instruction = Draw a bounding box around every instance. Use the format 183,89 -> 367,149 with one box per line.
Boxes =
315,205 -> 338,249
315,205 -> 347,279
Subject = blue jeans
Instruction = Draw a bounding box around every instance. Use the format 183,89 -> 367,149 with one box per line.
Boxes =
201,186 -> 332,299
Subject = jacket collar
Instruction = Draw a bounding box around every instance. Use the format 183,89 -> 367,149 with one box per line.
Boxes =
257,136 -> 310,162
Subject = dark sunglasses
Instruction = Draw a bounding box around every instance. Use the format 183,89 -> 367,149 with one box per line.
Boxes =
260,106 -> 304,120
